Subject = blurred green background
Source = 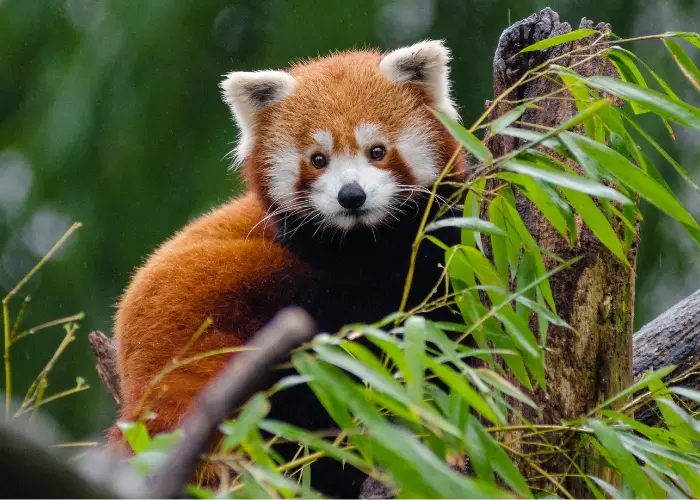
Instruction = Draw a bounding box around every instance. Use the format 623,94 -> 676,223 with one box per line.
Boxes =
1,0 -> 699,442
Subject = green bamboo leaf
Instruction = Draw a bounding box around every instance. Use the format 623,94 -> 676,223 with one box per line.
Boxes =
583,75 -> 700,129
500,201 -> 557,312
644,469 -> 689,500
116,421 -> 150,454
609,46 -> 679,100
588,476 -> 623,499
259,420 -> 369,471
559,72 -> 597,137
425,357 -> 502,425
590,420 -> 654,498
219,393 -> 270,452
673,463 -> 700,497
664,39 -> 700,91
562,132 -> 700,229
313,345 -> 410,407
505,160 -> 631,204
619,432 -> 700,467
677,32 -> 700,49
588,365 -> 676,415
607,46 -> 649,114
247,466 -> 305,498
562,188 -> 628,265
490,105 -> 527,134
241,427 -> 277,472
130,430 -> 184,476
475,369 -> 538,410
495,311 -> 539,357
467,416 -> 532,497
292,352 -> 355,431
518,28 -> 598,53
497,127 -> 567,153
500,171 -> 573,243
305,357 -> 505,498
488,198 -> 510,281
425,217 -> 506,235
620,112 -> 700,195
315,344 -> 460,437
239,469 -> 273,499
514,294 -> 572,330
434,111 -> 491,162
404,316 -> 427,404
669,386 -> 700,402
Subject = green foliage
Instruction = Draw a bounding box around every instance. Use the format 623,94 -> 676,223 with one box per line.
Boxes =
2,8 -> 699,499
109,30 -> 700,498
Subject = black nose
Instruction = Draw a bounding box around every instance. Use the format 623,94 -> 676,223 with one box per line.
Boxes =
337,182 -> 367,210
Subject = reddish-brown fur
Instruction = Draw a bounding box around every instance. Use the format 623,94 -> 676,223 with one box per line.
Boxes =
108,49 -> 465,493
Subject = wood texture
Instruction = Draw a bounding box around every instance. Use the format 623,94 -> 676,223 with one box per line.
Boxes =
487,8 -> 637,496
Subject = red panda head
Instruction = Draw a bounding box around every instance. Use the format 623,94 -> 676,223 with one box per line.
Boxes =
220,40 -> 464,232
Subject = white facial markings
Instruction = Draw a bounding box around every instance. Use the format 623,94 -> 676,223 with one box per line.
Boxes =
265,142 -> 301,206
397,125 -> 438,186
354,122 -> 385,151
310,154 -> 398,230
312,129 -> 334,154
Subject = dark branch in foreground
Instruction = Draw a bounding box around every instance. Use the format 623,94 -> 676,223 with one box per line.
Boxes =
148,306 -> 316,499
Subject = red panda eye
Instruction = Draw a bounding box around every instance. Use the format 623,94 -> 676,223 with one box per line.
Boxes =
369,145 -> 386,161
311,153 -> 328,169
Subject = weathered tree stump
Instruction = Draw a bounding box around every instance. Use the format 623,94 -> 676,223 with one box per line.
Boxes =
487,8 -> 636,496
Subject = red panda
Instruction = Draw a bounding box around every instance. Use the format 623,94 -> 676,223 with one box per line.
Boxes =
109,40 -> 467,497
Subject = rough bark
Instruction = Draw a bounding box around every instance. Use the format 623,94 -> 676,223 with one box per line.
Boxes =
487,8 -> 637,496
88,330 -> 121,405
633,289 -> 700,426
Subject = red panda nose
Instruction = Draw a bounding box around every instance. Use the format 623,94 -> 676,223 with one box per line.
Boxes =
337,182 -> 367,210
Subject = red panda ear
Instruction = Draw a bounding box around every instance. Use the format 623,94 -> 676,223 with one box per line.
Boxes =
379,40 -> 460,122
220,70 -> 296,167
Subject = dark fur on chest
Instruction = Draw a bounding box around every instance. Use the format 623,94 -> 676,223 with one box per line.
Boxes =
274,202 -> 461,332
262,201 -> 461,498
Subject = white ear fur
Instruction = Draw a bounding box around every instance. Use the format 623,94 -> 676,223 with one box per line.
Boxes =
379,40 -> 460,122
220,70 -> 296,167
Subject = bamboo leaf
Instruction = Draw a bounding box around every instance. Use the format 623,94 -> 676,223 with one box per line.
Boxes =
475,369 -> 538,410
562,132 -> 700,229
260,420 -> 368,471
664,39 -> 700,92
607,46 -> 649,114
588,365 -> 676,415
425,217 -> 506,235
518,28 -> 598,53
219,393 -> 270,452
620,112 -> 700,195
434,111 -> 492,162
117,421 -> 150,454
562,188 -> 628,265
584,75 -> 700,130
467,416 -> 532,497
505,160 -> 631,204
590,420 -> 654,498
490,105 -> 527,134
499,171 -> 573,243
404,316 -> 427,404
425,357 -> 502,425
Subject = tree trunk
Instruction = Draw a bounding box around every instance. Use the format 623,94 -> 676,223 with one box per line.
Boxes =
487,8 -> 637,496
